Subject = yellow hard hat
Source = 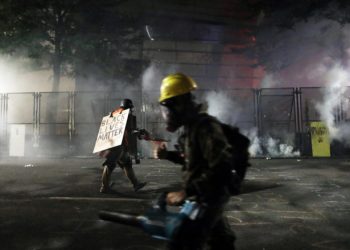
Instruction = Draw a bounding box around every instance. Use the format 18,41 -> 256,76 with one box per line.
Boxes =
159,73 -> 197,102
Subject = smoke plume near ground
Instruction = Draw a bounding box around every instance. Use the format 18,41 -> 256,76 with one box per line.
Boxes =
257,18 -> 350,152
204,91 -> 300,157
243,127 -> 300,158
314,63 -> 350,145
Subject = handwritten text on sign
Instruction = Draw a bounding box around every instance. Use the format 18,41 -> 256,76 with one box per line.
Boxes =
93,109 -> 130,153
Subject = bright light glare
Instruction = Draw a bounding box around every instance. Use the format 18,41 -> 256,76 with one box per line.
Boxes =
0,58 -> 17,93
145,25 -> 154,41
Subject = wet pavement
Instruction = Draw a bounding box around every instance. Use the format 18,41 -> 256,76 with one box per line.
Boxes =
0,157 -> 349,250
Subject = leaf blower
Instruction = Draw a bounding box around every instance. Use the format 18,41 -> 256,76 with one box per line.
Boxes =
99,193 -> 203,241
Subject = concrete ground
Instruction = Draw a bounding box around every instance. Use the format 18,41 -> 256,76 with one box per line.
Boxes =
0,157 -> 349,250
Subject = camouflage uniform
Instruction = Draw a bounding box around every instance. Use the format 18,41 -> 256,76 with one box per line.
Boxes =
167,110 -> 236,250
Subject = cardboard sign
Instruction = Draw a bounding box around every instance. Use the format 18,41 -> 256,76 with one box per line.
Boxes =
310,121 -> 331,157
93,109 -> 130,153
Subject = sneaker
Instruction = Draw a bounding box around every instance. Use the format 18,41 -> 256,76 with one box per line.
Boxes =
134,182 -> 147,192
100,186 -> 112,194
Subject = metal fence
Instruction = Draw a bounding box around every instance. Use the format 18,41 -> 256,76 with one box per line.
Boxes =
0,87 -> 349,158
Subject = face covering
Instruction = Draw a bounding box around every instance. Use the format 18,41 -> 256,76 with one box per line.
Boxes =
160,105 -> 183,132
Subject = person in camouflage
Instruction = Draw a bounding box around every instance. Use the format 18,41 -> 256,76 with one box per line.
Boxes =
157,73 -> 236,250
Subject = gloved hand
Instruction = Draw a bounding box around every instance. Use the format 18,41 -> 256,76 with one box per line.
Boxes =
135,129 -> 150,140
156,143 -> 168,159
166,190 -> 186,206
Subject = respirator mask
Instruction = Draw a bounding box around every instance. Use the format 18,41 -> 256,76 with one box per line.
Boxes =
160,104 -> 183,132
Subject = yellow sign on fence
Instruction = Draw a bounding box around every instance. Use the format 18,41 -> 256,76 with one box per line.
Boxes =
310,121 -> 331,157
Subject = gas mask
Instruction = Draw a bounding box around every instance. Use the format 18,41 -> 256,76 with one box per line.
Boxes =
160,105 -> 183,132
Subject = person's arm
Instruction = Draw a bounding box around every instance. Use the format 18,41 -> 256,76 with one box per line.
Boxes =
157,144 -> 185,164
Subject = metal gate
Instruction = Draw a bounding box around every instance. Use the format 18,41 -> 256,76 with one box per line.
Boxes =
0,87 -> 349,158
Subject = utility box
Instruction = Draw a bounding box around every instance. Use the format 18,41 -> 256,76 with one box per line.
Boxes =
9,124 -> 26,157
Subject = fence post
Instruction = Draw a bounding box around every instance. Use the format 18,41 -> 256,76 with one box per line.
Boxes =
254,88 -> 262,136
0,94 -> 4,156
33,92 -> 41,149
68,92 -> 76,145
1,94 -> 9,156
293,87 -> 304,154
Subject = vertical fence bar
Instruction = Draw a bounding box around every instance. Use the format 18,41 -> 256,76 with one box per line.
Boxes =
67,92 -> 74,155
294,88 -> 303,133
298,87 -> 304,153
288,88 -> 296,133
0,93 -> 3,156
254,89 -> 262,136
0,93 -> 2,121
32,92 -> 37,147
68,92 -> 76,145
4,94 -> 8,153
0,94 -> 9,156
0,93 -> 3,133
298,87 -> 303,133
293,87 -> 303,152
33,92 -> 41,148
293,88 -> 300,134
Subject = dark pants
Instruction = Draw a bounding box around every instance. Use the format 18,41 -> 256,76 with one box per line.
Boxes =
100,146 -> 139,190
167,196 -> 235,250
103,146 -> 132,170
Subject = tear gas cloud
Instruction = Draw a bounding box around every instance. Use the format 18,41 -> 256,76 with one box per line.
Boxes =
204,91 -> 242,126
244,128 -> 300,158
244,128 -> 262,157
0,56 -> 76,158
260,73 -> 279,88
140,63 -> 180,156
141,63 -> 163,92
314,64 -> 350,145
0,57 -> 18,93
203,90 -> 300,157
258,19 -> 350,86
258,18 -> 350,150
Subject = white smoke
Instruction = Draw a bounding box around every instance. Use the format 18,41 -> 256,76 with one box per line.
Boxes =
314,63 -> 350,144
243,127 -> 262,157
205,91 -> 301,158
0,56 -> 74,92
256,18 -> 350,153
265,136 -> 300,157
205,91 -> 242,125
0,57 -> 18,93
243,127 -> 300,158
139,63 -> 180,157
260,73 -> 280,88
141,63 -> 163,92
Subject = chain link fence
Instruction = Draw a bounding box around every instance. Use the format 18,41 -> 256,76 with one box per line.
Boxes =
0,87 -> 349,158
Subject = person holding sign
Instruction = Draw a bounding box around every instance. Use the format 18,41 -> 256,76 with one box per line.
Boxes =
99,99 -> 147,193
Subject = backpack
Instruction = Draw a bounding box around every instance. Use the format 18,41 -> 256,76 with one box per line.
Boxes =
221,123 -> 251,181
194,114 -> 251,195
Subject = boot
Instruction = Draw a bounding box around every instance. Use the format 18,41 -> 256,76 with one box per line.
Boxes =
134,182 -> 147,192
100,165 -> 112,193
123,166 -> 147,192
